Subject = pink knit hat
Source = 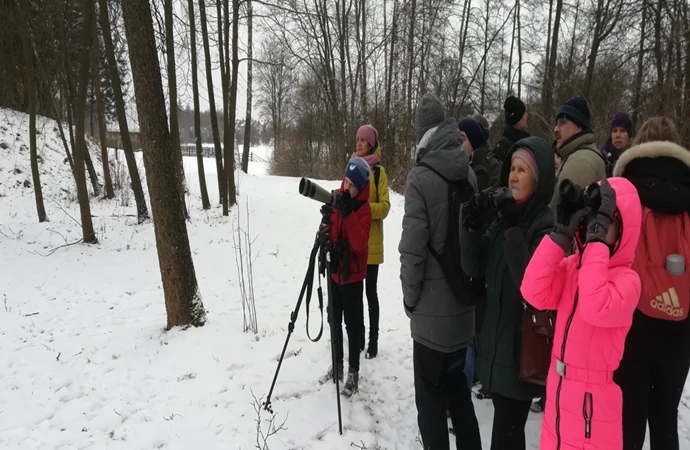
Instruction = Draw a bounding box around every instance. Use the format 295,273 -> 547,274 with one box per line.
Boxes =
356,125 -> 378,150
512,148 -> 539,182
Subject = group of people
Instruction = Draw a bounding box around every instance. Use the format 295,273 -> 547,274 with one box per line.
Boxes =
316,92 -> 690,450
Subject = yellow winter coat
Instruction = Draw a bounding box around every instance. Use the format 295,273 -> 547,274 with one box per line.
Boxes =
367,144 -> 390,265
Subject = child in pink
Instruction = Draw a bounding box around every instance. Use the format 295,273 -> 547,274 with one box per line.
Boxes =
521,177 -> 641,450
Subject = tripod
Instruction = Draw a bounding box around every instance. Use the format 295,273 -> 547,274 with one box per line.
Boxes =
264,212 -> 343,435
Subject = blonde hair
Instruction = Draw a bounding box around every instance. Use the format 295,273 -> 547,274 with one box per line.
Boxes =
632,116 -> 681,146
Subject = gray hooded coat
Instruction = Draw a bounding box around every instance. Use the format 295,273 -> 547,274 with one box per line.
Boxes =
399,117 -> 478,353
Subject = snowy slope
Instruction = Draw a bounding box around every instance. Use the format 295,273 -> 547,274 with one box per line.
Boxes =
0,107 -> 688,449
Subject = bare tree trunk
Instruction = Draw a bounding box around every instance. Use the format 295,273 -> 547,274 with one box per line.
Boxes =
241,0 -> 253,173
165,0 -> 188,218
74,0 -> 97,243
54,94 -> 75,173
84,140 -> 100,197
121,0 -> 206,329
632,0 -> 648,128
517,0 -> 523,96
199,0 -> 227,214
98,0 -> 149,223
22,29 -> 48,223
583,0 -> 623,98
384,0 -> 398,147
508,1 -> 517,93
406,0 -> 417,126
92,25 -> 114,200
226,0 -> 240,207
480,0 -> 490,113
360,0 -> 367,120
543,0 -> 563,122
188,0 -> 211,210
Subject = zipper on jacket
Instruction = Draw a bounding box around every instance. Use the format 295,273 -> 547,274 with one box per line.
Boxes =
583,392 -> 593,439
555,288 -> 580,450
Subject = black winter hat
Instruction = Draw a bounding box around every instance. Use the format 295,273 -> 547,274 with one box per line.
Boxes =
504,96 -> 526,126
556,96 -> 591,130
458,118 -> 487,150
414,94 -> 446,143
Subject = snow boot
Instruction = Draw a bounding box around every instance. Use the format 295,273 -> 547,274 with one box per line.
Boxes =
530,397 -> 545,413
342,369 -> 359,397
474,386 -> 492,400
319,362 -> 344,385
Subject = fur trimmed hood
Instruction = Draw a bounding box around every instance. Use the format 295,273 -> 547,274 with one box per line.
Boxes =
613,140 -> 690,214
613,140 -> 690,177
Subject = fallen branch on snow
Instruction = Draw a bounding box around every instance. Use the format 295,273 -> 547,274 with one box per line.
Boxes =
29,238 -> 84,257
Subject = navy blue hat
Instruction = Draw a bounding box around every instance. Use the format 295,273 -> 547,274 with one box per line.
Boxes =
344,157 -> 372,192
556,96 -> 591,130
458,118 -> 488,150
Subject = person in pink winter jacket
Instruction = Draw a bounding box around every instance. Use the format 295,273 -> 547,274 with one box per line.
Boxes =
521,177 -> 642,450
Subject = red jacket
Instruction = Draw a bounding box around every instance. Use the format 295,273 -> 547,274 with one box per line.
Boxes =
328,181 -> 371,285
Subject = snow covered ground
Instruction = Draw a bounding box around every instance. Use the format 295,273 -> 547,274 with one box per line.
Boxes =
0,107 -> 688,449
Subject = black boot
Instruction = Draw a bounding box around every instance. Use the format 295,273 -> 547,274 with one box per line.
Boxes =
359,324 -> 366,352
366,328 -> 378,359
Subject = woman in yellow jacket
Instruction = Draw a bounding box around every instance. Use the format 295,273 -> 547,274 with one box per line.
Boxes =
353,125 -> 391,359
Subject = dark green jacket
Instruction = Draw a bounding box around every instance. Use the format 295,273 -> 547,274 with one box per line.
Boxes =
470,144 -> 502,191
461,136 -> 555,401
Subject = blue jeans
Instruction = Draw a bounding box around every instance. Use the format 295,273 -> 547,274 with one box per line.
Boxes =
464,340 -> 475,390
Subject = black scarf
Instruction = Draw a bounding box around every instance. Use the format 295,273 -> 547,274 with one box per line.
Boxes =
624,156 -> 690,214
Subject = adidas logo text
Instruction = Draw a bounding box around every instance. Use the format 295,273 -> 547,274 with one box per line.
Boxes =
650,287 -> 685,318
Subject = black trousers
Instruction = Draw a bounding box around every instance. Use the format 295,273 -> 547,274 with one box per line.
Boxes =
490,393 -> 531,450
331,280 -> 364,372
614,325 -> 690,450
413,341 -> 481,450
363,264 -> 380,341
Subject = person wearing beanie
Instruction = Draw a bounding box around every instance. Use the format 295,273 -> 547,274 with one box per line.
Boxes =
601,112 -> 633,167
320,156 -> 372,398
414,93 -> 446,144
401,95 -> 481,449
550,96 -> 607,211
353,125 -> 391,359
458,117 -> 502,399
461,137 -> 556,450
494,96 -> 530,162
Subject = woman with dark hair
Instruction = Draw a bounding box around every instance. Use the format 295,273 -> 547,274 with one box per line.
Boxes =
612,116 -> 690,450
461,136 -> 555,450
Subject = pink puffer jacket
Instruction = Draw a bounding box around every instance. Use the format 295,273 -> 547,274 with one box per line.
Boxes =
521,177 -> 642,450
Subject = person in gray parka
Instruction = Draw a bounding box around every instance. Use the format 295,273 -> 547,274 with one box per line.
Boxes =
399,93 -> 481,450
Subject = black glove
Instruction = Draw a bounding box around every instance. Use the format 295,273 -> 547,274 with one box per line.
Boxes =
550,208 -> 588,252
462,198 -> 485,231
586,179 -> 616,243
493,188 -> 519,228
320,205 -> 333,220
338,190 -> 353,217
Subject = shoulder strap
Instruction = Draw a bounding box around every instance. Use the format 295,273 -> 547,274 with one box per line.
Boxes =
374,165 -> 381,201
418,162 -> 449,183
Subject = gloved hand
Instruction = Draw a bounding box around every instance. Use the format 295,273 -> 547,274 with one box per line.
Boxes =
500,197 -> 521,229
338,190 -> 353,217
550,208 -> 588,252
320,205 -> 333,220
462,197 -> 485,231
586,179 -> 616,243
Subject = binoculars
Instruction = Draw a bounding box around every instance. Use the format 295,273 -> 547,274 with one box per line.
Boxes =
558,179 -> 601,215
470,187 -> 514,212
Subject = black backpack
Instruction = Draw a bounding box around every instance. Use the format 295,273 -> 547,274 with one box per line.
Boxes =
418,162 -> 476,305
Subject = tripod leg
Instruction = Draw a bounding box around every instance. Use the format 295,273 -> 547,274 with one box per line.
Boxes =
325,254 -> 343,435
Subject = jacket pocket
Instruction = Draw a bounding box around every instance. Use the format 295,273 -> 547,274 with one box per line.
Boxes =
582,392 -> 593,439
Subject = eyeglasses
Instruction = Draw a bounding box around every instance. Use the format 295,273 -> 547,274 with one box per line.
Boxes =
556,117 -> 569,127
